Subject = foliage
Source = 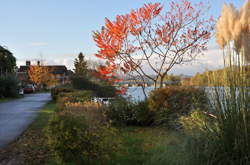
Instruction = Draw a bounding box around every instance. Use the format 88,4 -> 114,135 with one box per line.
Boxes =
95,82 -> 117,97
132,101 -> 154,126
0,46 -> 16,76
47,102 -> 119,164
180,109 -> 215,138
71,76 -> 98,90
161,74 -> 181,86
73,52 -> 88,77
51,86 -> 75,101
106,98 -> 154,126
56,90 -> 95,111
148,86 -> 208,127
28,65 -> 57,88
71,76 -> 117,97
106,98 -> 137,126
93,0 -> 214,89
0,75 -> 19,98
181,67 -> 250,87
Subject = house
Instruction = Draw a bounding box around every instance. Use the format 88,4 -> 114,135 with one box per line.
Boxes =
16,61 -> 73,87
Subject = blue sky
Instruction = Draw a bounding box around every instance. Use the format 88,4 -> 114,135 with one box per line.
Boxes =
0,0 -> 245,75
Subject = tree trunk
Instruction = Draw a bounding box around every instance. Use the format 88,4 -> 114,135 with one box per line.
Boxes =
154,80 -> 157,90
160,76 -> 164,88
141,85 -> 148,100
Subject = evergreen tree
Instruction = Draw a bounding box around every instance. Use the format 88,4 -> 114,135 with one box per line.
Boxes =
74,52 -> 88,77
0,46 -> 16,76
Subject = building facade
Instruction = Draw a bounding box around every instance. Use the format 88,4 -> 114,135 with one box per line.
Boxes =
16,61 -> 73,88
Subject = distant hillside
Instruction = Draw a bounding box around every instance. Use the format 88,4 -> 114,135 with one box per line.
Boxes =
182,65 -> 250,86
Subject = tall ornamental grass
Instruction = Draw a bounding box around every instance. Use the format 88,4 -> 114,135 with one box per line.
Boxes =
183,1 -> 250,164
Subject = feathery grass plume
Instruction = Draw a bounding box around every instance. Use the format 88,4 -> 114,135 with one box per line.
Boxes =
233,21 -> 242,54
241,33 -> 250,62
228,4 -> 239,37
240,0 -> 250,33
221,4 -> 234,41
216,0 -> 250,62
238,0 -> 250,62
185,1 -> 250,164
216,24 -> 226,48
216,4 -> 238,48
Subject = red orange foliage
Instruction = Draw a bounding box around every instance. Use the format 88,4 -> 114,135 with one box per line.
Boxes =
93,0 -> 214,90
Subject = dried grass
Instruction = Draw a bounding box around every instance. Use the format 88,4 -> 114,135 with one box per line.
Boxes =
216,0 -> 250,62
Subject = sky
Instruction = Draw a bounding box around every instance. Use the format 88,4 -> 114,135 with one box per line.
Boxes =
0,0 -> 246,75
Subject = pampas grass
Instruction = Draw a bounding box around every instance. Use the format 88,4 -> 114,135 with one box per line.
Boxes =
216,0 -> 250,63
181,1 -> 250,164
194,0 -> 250,164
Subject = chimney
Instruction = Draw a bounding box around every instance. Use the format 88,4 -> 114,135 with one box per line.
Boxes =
26,61 -> 31,66
37,61 -> 40,66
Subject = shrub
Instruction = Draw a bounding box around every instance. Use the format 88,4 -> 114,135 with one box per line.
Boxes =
56,90 -> 95,111
71,76 -> 99,91
95,84 -> 116,97
106,97 -> 137,126
148,86 -> 208,127
71,76 -> 117,97
0,75 -> 19,98
47,102 -> 119,164
132,100 -> 154,126
180,109 -> 216,138
51,86 -> 75,101
106,98 -> 154,126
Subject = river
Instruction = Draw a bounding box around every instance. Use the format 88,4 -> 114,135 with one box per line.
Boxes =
125,87 -> 153,101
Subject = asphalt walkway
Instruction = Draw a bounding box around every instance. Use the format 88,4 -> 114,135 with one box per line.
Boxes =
0,93 -> 51,148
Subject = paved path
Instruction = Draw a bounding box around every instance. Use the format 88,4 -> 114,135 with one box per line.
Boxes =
0,93 -> 51,148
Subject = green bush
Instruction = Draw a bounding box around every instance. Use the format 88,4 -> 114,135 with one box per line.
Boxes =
95,84 -> 116,97
72,76 -> 98,91
106,98 -> 154,126
71,76 -> 117,97
180,109 -> 215,138
148,86 -> 208,127
0,75 -> 19,98
106,97 -> 137,126
47,102 -> 119,164
51,86 -> 75,101
132,101 -> 154,126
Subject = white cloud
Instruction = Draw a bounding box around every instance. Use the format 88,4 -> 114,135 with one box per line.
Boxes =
169,48 -> 224,75
45,58 -> 74,70
16,47 -> 224,76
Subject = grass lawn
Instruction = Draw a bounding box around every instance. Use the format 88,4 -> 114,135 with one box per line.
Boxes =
0,102 -> 184,165
107,127 -> 184,165
0,97 -> 20,103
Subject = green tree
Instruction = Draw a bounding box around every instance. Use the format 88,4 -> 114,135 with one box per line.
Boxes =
73,52 -> 88,77
0,46 -> 16,76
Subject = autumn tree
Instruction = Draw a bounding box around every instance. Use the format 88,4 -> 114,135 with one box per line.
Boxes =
28,65 -> 57,88
74,52 -> 88,77
93,0 -> 214,96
